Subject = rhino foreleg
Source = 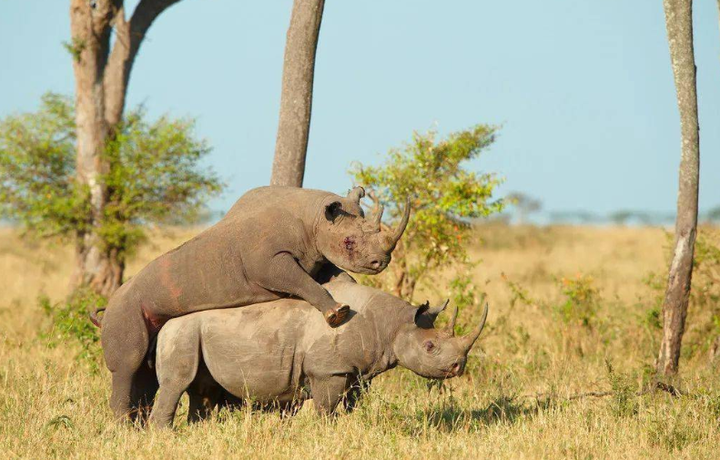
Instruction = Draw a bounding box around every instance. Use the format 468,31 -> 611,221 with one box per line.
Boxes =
310,375 -> 352,416
253,253 -> 349,327
101,301 -> 150,421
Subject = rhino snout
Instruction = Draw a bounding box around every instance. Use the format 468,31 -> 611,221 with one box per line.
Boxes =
367,256 -> 390,272
448,361 -> 464,378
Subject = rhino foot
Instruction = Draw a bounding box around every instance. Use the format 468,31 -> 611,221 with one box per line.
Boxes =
324,304 -> 350,327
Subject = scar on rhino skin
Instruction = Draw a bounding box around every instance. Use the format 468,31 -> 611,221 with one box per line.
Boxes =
343,236 -> 356,253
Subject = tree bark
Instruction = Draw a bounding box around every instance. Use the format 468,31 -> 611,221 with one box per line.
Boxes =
656,0 -> 700,376
69,0 -> 119,295
271,0 -> 325,187
69,0 -> 179,296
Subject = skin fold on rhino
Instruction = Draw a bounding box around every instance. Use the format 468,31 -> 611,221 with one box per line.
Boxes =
98,186 -> 410,421
149,280 -> 489,428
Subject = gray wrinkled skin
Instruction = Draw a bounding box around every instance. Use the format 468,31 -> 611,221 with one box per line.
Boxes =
99,186 -> 409,421
149,281 -> 489,428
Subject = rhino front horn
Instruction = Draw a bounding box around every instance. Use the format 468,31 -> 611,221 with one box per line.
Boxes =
459,302 -> 489,352
383,198 -> 411,252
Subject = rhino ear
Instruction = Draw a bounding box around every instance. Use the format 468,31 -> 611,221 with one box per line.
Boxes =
324,201 -> 343,223
414,299 -> 450,329
414,300 -> 440,329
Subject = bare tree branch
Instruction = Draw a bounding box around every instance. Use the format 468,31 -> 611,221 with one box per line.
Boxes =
104,0 -> 182,126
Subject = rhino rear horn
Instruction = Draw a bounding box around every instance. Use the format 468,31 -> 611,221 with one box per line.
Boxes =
347,186 -> 365,203
371,204 -> 384,231
445,302 -> 459,336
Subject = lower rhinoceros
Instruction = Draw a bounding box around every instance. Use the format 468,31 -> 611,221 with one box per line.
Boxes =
149,281 -> 489,427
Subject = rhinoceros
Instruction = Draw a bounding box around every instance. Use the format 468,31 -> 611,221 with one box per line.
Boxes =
98,186 -> 409,420
148,280 -> 489,427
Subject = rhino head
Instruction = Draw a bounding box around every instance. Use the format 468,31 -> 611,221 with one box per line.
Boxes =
393,300 -> 489,379
315,186 -> 410,275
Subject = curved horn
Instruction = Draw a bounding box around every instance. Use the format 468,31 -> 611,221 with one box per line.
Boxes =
371,204 -> 384,231
459,302 -> 489,351
383,197 -> 411,251
446,302 -> 458,336
347,186 -> 365,203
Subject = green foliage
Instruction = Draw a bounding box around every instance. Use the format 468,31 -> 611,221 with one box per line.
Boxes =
101,107 -> 223,258
0,93 -> 87,239
555,274 -> 599,328
349,125 -> 504,300
40,288 -> 105,370
0,92 -> 223,261
62,37 -> 86,63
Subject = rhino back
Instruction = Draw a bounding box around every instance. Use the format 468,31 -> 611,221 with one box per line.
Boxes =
128,222 -> 276,317
225,186 -> 337,224
123,187 -> 338,317
197,299 -> 328,401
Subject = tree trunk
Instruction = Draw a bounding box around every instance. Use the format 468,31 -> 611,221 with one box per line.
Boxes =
271,0 -> 325,187
69,0 -> 120,296
656,0 -> 700,376
69,0 -> 179,296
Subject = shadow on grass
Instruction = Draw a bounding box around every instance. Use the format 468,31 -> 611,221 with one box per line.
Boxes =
419,394 -> 555,432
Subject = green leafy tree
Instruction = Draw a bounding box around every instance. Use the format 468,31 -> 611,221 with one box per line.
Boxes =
350,125 -> 504,301
0,93 -> 223,289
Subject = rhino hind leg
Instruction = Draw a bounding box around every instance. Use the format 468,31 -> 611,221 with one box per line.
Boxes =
149,324 -> 202,428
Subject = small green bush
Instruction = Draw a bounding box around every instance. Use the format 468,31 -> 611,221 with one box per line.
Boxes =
40,288 -> 106,370
555,274 -> 599,328
349,125 -> 504,302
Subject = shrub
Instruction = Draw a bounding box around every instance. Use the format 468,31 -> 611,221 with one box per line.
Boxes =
40,288 -> 106,370
555,274 -> 599,328
349,125 -> 504,302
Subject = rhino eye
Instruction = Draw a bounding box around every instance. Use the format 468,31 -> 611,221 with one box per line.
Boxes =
423,340 -> 435,352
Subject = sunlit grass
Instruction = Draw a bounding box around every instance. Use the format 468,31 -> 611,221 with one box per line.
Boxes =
1,225 -> 719,459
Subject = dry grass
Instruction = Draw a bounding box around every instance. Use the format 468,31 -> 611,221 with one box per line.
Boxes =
1,225 -> 720,459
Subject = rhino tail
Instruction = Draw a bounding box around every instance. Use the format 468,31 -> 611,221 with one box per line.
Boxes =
89,307 -> 106,328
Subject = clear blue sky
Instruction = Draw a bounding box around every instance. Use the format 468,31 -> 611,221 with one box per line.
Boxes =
1,0 -> 719,215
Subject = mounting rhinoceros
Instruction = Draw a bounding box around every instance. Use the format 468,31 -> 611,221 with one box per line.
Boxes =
97,186 -> 409,421
149,280 -> 489,427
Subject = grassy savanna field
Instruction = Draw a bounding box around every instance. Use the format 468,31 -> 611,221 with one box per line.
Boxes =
1,224 -> 720,459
